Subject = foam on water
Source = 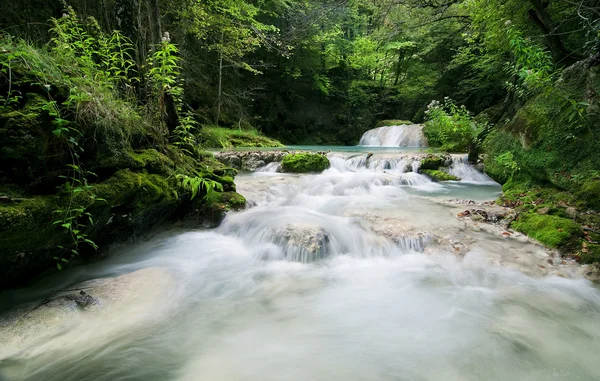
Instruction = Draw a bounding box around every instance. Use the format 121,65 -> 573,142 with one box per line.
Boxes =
2,149 -> 600,381
359,124 -> 427,147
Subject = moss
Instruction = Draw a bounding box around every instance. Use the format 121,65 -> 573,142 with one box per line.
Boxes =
91,169 -> 177,215
511,213 -> 581,249
0,196 -> 62,254
420,169 -> 460,182
375,120 -> 413,127
281,153 -> 330,173
580,242 -> 600,264
198,126 -> 283,148
218,192 -> 247,211
419,155 -> 445,170
577,180 -> 600,210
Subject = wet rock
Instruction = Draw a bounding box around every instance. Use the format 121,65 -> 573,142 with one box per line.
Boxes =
566,207 -> 578,219
214,150 -> 330,172
582,263 -> 600,283
272,224 -> 330,262
457,209 -> 508,224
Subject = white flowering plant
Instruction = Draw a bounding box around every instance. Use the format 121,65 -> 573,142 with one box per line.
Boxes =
423,97 -> 485,152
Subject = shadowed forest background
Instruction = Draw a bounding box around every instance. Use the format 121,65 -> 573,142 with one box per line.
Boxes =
5,0 -> 597,145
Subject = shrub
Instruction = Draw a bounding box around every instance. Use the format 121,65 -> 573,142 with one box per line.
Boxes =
423,98 -> 485,152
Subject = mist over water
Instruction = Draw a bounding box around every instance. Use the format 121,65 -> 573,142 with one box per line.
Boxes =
2,150 -> 600,381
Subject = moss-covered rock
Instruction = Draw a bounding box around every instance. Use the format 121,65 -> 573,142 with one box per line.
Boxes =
577,179 -> 600,210
420,169 -> 460,182
281,153 -> 330,173
511,213 -> 581,249
419,155 -> 446,170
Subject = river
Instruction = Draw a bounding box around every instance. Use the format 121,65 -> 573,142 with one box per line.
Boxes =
1,147 -> 600,381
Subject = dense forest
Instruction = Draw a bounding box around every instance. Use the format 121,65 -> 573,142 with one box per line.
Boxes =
1,0 -> 600,287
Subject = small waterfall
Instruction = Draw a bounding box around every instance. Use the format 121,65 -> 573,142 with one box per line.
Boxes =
359,125 -> 427,147
449,156 -> 495,184
257,162 -> 281,173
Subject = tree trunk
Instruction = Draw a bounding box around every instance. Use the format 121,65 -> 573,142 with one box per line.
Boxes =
216,31 -> 224,125
528,0 -> 578,66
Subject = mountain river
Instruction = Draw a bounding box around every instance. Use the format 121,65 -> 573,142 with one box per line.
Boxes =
1,147 -> 600,381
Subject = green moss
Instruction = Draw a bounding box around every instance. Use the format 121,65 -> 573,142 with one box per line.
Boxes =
577,180 -> 600,210
91,170 -> 177,215
281,153 -> 330,173
198,126 -> 283,148
420,169 -> 460,182
420,155 -> 445,170
511,213 -> 581,249
580,242 -> 600,264
375,120 -> 414,127
0,196 -> 63,254
218,192 -> 247,211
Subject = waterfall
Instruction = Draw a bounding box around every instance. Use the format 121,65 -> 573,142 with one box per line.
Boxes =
448,156 -> 495,184
359,124 -> 427,147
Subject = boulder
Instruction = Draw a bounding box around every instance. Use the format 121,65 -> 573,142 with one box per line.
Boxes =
272,224 -> 330,262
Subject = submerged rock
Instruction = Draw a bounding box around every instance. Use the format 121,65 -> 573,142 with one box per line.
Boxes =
271,224 -> 330,262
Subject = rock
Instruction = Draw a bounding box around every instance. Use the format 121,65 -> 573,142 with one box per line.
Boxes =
566,207 -> 578,218
272,224 -> 330,262
582,263 -> 600,283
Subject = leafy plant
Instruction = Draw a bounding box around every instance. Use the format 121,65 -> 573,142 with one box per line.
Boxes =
423,98 -> 485,153
177,174 -> 223,202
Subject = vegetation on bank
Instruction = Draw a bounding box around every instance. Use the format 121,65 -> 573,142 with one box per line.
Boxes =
198,126 -> 283,149
281,153 -> 330,173
0,9 -> 245,287
375,120 -> 414,128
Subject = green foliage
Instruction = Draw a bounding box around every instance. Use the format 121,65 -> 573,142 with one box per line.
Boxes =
281,153 -> 330,173
511,213 -> 581,249
504,26 -> 555,98
420,169 -> 460,182
423,98 -> 485,152
177,174 -> 223,202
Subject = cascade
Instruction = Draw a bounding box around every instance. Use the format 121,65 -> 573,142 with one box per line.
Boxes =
359,124 -> 427,147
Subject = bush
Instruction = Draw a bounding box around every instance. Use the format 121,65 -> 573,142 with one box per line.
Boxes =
281,153 -> 330,173
423,98 -> 484,152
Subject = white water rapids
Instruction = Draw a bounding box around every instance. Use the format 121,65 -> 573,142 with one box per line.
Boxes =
2,150 -> 600,381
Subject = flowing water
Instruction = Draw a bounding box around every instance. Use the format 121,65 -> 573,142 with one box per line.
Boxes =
1,149 -> 600,381
359,125 -> 427,147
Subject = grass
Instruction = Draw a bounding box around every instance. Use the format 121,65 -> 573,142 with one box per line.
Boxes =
197,125 -> 283,148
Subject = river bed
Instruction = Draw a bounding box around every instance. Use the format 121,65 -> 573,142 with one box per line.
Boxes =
1,150 -> 600,381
